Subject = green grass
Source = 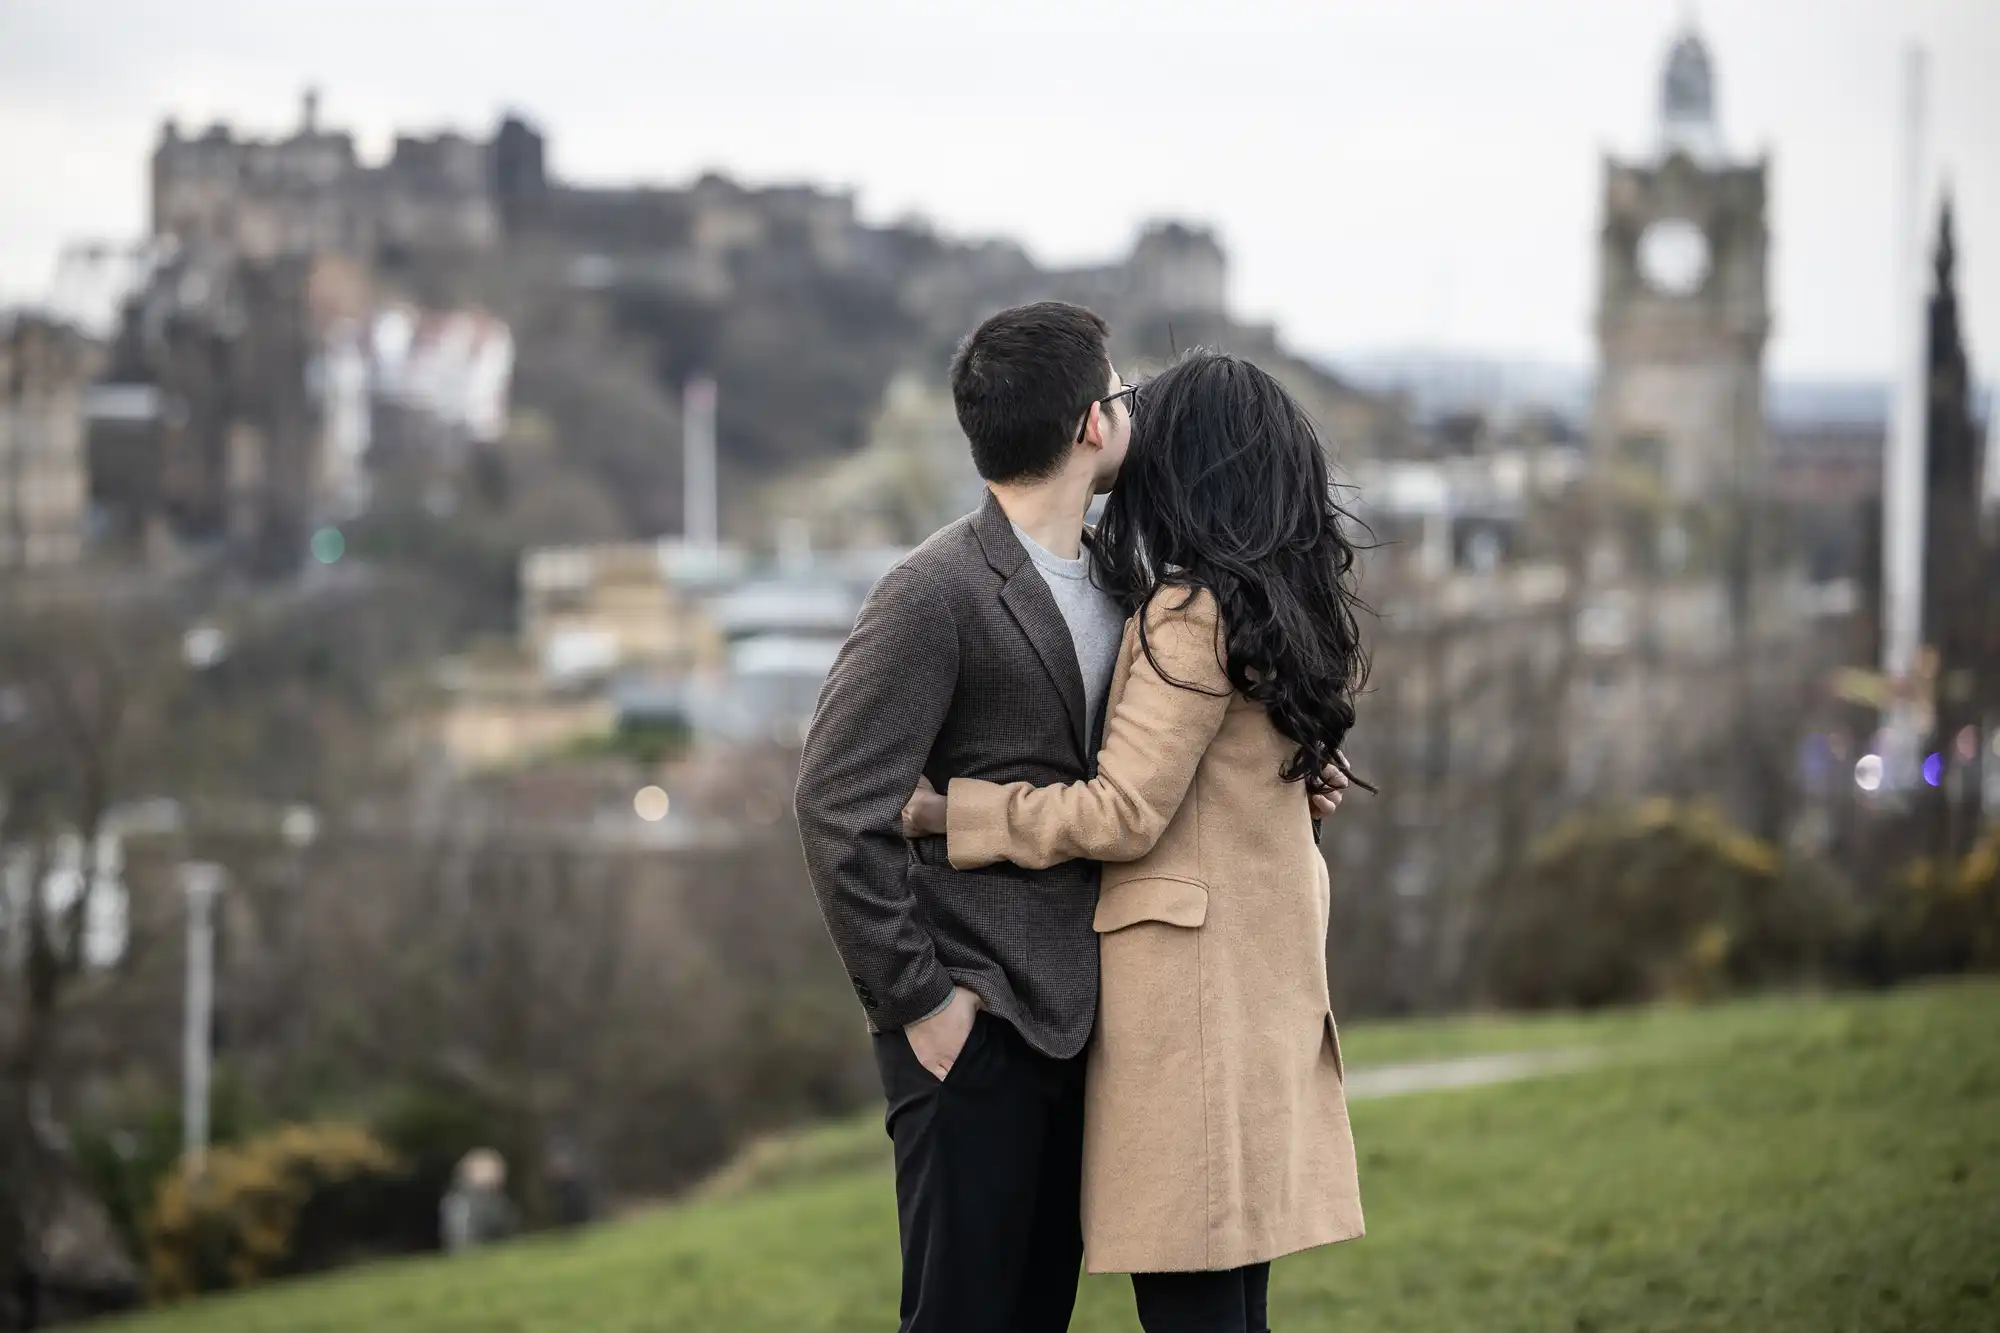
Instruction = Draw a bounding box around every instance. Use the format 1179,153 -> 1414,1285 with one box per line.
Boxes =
103,980 -> 2000,1332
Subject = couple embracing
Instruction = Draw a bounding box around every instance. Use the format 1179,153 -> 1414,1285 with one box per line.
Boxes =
796,301 -> 1369,1333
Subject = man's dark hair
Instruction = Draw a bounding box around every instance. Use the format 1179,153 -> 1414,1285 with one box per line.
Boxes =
950,301 -> 1111,483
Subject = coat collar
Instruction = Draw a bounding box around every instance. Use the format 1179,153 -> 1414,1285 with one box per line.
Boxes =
972,490 -> 1090,761
969,488 -> 1099,570
970,488 -> 1028,574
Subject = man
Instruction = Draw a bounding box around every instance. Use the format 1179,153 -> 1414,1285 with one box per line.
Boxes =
796,302 -> 1343,1332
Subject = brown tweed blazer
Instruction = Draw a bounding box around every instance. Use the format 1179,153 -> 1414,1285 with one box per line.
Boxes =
795,491 -> 1102,1058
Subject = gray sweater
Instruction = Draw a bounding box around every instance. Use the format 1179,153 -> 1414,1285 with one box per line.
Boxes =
1012,523 -> 1124,750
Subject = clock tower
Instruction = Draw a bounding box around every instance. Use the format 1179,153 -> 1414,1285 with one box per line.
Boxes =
1591,26 -> 1769,508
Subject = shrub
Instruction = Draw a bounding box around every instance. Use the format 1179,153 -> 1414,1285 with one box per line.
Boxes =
142,1122 -> 403,1299
1478,799 -> 1827,1008
1871,824 -> 2000,978
71,1072 -> 259,1266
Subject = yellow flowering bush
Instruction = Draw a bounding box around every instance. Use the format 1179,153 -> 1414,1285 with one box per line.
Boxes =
1480,800 -> 1816,1008
1883,825 -> 2000,974
143,1122 -> 404,1299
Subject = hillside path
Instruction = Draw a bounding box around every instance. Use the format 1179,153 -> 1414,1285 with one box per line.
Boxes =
1344,1047 -> 1602,1101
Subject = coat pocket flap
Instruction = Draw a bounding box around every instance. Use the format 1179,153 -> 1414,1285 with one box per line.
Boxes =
1093,876 -> 1209,933
1324,1010 -> 1345,1081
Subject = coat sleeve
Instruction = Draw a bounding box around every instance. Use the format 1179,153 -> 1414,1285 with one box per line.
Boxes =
795,563 -> 959,1031
947,587 -> 1231,869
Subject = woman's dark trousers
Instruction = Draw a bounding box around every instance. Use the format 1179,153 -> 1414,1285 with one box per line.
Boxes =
1131,1262 -> 1272,1333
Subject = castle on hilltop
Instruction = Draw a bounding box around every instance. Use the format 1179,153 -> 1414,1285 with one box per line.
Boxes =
153,91 -> 500,260
97,90 -> 1383,578
149,91 -> 1234,330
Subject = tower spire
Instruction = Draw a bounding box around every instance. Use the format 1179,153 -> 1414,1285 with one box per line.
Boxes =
1933,187 -> 1956,293
1659,21 -> 1723,163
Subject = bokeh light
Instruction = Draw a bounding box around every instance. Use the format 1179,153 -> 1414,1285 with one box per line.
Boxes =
1853,754 -> 1884,793
311,527 -> 346,564
1920,753 -> 1943,788
280,804 -> 321,849
633,785 -> 671,822
181,624 -> 229,670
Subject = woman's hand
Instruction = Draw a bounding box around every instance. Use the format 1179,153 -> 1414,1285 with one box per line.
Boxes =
1308,752 -> 1352,817
901,775 -> 948,838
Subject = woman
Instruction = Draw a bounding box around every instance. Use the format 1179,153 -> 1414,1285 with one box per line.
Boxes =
903,350 -> 1370,1333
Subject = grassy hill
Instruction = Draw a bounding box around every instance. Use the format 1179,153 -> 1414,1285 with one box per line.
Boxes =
102,981 -> 2000,1332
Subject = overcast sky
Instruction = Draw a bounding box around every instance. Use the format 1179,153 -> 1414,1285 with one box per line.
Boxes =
1,0 -> 1993,383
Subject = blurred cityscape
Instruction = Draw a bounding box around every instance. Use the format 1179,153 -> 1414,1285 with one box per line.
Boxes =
0,11 -> 1995,1325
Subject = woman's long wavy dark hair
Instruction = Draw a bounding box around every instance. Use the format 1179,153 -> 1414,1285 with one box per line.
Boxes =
1093,350 -> 1372,795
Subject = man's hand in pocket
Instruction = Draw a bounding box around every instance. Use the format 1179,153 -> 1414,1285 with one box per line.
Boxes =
905,986 -> 981,1081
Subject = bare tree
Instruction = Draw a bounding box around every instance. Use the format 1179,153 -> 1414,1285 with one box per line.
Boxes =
0,586 -> 173,1324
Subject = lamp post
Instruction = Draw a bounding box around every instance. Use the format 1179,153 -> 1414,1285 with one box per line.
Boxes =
178,860 -> 225,1178
275,805 -> 318,1052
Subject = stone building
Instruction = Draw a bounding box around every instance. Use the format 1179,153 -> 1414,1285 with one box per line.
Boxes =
85,249 -> 328,571
152,90 -> 498,263
519,540 -> 733,685
1591,25 -> 1769,508
1125,222 -> 1228,319
1573,25 -> 1775,803
1038,220 -> 1231,341
147,91 -> 1260,363
150,96 -> 855,299
1765,385 -> 1884,585
1,315 -> 97,569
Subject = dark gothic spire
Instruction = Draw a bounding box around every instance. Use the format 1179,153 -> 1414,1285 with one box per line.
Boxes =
1933,192 -> 1957,305
1928,189 -> 1969,453
1917,187 -> 1987,855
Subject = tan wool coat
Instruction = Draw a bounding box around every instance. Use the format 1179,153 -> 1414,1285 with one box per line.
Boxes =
947,586 -> 1364,1275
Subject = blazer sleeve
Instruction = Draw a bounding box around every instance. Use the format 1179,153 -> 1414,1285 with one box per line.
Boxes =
946,586 -> 1231,869
795,563 -> 959,1031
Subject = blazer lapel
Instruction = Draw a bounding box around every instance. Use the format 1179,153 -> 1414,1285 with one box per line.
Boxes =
972,491 -> 1090,763
1001,570 -> 1089,762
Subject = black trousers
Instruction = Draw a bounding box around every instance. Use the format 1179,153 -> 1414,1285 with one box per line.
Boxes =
1131,1263 -> 1272,1333
872,1011 -> 1087,1333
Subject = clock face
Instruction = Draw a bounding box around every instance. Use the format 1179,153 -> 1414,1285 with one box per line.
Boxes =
1638,218 -> 1711,296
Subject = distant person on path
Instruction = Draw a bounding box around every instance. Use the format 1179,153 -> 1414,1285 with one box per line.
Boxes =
796,304 -> 1351,1333
542,1137 -> 597,1230
440,1148 -> 516,1254
898,350 -> 1372,1332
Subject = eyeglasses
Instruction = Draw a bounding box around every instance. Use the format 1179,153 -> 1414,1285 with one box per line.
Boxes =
1076,384 -> 1138,442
